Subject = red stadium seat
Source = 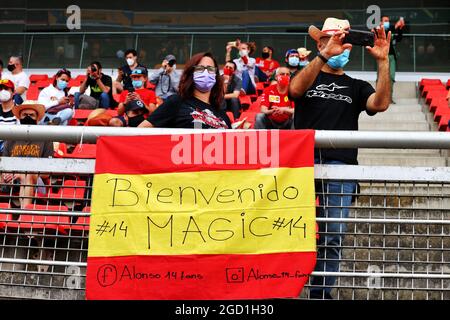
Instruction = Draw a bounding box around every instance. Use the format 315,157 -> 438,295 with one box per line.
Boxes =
29,74 -> 49,84
35,79 -> 50,89
26,86 -> 40,100
0,203 -> 11,230
68,143 -> 97,159
421,84 -> 445,97
433,104 -> 450,122
247,96 -> 263,112
47,180 -> 87,201
6,204 -> 69,234
105,109 -> 118,117
226,111 -> 234,123
73,109 -> 93,120
68,79 -> 80,87
239,95 -> 252,109
425,89 -> 447,105
438,114 -> 450,131
429,97 -> 447,113
238,111 -> 258,128
419,79 -> 442,91
256,82 -> 265,95
75,75 -> 87,83
54,142 -> 68,158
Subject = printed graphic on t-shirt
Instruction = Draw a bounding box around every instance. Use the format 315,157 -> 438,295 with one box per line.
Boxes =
191,108 -> 228,129
11,144 -> 42,157
306,82 -> 352,104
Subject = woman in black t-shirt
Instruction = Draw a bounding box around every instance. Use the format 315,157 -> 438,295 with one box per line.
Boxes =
139,52 -> 231,129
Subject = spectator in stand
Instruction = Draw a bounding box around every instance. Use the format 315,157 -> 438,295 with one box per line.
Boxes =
269,49 -> 302,83
255,46 -> 280,83
289,17 -> 391,299
1,101 -> 53,208
74,61 -> 117,110
139,52 -> 231,129
254,67 -> 294,130
380,15 -> 406,104
226,41 -> 257,95
109,67 -> 157,127
297,47 -> 312,68
149,54 -> 180,101
221,61 -> 242,120
2,55 -> 30,105
114,49 -> 147,94
0,79 -> 19,152
38,68 -> 74,126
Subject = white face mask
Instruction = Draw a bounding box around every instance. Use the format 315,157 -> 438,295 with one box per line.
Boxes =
0,90 -> 11,102
239,49 -> 249,57
126,58 -> 135,66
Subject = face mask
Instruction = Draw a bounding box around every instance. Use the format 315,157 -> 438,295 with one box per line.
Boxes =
288,56 -> 300,67
128,114 -> 145,127
56,79 -> 68,90
20,116 -> 37,125
299,60 -> 309,67
261,52 -> 270,59
7,64 -> 16,72
126,58 -> 135,66
0,90 -> 11,102
327,49 -> 351,69
132,80 -> 143,89
223,68 -> 233,76
276,75 -> 290,87
239,49 -> 248,57
193,69 -> 216,93
383,21 -> 390,30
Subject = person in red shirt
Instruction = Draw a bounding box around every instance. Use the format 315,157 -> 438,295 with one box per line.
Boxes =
109,67 -> 157,127
254,67 -> 294,129
255,46 -> 280,83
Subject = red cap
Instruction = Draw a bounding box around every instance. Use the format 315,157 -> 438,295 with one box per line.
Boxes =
0,79 -> 15,91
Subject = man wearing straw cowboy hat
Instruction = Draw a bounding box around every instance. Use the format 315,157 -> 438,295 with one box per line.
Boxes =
289,17 -> 392,299
1,101 -> 53,208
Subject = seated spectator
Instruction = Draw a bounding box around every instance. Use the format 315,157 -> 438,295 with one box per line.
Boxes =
0,79 -> 19,152
74,61 -> 117,110
221,61 -> 242,120
139,52 -> 231,129
109,100 -> 149,128
2,55 -> 30,105
297,47 -> 312,68
226,41 -> 257,95
38,68 -> 74,125
255,46 -> 280,82
109,67 -> 156,127
1,101 -> 53,208
114,49 -> 147,94
149,54 -> 180,101
255,67 -> 294,130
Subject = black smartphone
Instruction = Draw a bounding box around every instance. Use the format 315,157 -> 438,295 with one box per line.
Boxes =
168,59 -> 176,67
91,65 -> 97,72
344,29 -> 375,47
128,87 -> 135,93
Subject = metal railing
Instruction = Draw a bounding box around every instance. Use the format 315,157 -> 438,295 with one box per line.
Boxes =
0,129 -> 449,300
0,31 -> 449,72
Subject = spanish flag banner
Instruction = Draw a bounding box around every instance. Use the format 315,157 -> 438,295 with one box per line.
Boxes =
86,130 -> 316,300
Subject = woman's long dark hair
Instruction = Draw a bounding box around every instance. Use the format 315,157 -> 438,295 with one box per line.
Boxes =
179,52 -> 224,109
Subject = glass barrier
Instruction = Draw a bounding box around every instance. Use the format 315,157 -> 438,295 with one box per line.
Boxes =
0,32 -> 448,73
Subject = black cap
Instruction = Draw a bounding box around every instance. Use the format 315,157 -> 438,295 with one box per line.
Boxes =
125,99 -> 146,112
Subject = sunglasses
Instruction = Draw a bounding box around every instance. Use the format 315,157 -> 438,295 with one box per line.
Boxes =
193,65 -> 217,74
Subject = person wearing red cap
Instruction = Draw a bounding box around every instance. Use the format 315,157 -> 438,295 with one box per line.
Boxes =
0,79 -> 19,152
289,17 -> 392,300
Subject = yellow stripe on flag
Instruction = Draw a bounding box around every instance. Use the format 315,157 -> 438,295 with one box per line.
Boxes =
89,168 -> 316,257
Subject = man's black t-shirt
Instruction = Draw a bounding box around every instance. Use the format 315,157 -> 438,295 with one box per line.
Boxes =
148,94 -> 231,129
293,71 -> 376,164
120,63 -> 147,91
86,73 -> 118,108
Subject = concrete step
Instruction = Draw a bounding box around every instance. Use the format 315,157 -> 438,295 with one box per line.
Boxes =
358,155 -> 447,166
360,112 -> 426,121
358,148 -> 443,156
358,122 -> 430,131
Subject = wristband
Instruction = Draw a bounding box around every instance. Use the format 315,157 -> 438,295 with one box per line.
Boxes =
317,52 -> 329,63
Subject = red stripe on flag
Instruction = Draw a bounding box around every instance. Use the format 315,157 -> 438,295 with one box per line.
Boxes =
86,252 -> 316,300
95,130 -> 315,174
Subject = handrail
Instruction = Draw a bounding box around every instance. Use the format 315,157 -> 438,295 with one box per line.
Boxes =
0,126 -> 449,149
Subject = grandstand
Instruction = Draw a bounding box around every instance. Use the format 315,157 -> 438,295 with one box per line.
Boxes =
0,1 -> 449,301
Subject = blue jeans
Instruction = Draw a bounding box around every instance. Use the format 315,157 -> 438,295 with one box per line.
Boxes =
241,70 -> 256,95
41,108 -> 74,126
254,66 -> 268,82
310,159 -> 357,298
74,92 -> 110,109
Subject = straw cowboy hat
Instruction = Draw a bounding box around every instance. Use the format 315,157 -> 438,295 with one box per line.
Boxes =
12,100 -> 46,121
297,47 -> 312,58
308,17 -> 351,42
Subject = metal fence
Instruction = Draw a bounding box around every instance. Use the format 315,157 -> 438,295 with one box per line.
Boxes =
0,129 -> 449,300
